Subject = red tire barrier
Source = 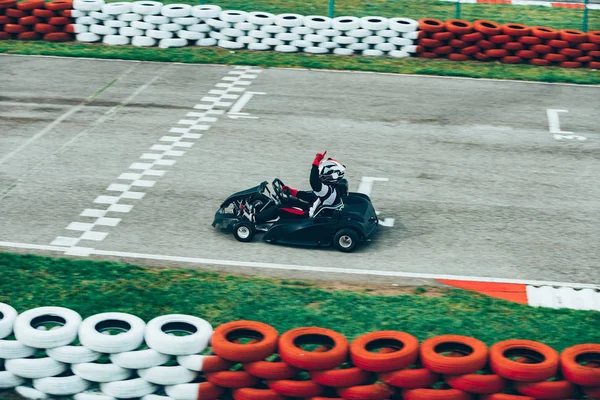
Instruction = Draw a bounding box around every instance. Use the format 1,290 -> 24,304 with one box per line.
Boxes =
243,358 -> 300,380
197,382 -> 226,400
350,331 -> 419,372
17,0 -> 44,10
461,32 -> 483,42
588,31 -> 600,44
19,15 -> 40,25
559,29 -> 587,43
34,24 -> 59,33
501,56 -> 523,64
379,367 -> 440,389
17,31 -> 40,39
32,9 -> 56,17
211,320 -> 279,363
0,32 -> 13,39
583,386 -> 600,398
489,340 -> 559,382
474,19 -> 502,35
579,42 -> 598,51
531,44 -> 552,53
489,35 -> 511,44
502,23 -> 530,36
205,370 -> 259,388
201,355 -> 235,372
432,31 -> 454,41
336,382 -> 395,400
402,387 -> 472,400
531,26 -> 559,40
268,379 -> 324,397
545,53 -> 567,63
516,50 -> 536,59
310,366 -> 371,387
485,48 -> 508,58
419,52 -> 439,58
518,36 -> 541,45
450,39 -> 467,48
433,45 -> 453,55
589,50 -> 600,58
5,8 -> 28,18
232,387 -> 286,400
420,335 -> 488,375
419,18 -> 445,33
48,16 -> 69,25
560,344 -> 600,387
445,372 -> 507,394
279,327 -> 348,370
477,39 -> 495,49
420,38 -> 443,48
481,395 -> 535,400
475,52 -> 491,61
4,24 -> 27,33
45,0 -> 72,10
548,39 -> 569,48
460,45 -> 479,56
0,16 -> 14,23
514,379 -> 576,399
530,58 -> 551,66
448,53 -> 470,61
576,55 -> 593,63
0,0 -> 17,8
503,42 -> 524,51
445,19 -> 473,35
560,47 -> 582,58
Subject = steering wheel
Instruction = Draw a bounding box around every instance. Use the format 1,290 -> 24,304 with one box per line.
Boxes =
272,178 -> 287,204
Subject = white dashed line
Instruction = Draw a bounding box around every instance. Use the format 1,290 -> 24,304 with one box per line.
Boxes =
51,66 -> 262,255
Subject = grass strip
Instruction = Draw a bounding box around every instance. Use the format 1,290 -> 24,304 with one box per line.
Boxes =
1,251 -> 598,351
2,41 -> 600,84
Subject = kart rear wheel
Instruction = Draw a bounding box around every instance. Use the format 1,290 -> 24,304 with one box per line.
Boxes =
233,221 -> 255,242
334,229 -> 359,252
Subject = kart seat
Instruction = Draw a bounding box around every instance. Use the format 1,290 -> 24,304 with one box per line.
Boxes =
313,200 -> 344,218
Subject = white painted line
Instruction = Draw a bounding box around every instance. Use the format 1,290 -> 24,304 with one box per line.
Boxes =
107,204 -> 133,213
121,192 -> 145,199
546,109 -> 571,133
80,209 -> 106,218
107,184 -> 131,192
129,163 -> 153,170
118,173 -> 143,180
151,145 -> 172,151
1,241 -> 598,290
140,153 -> 163,160
142,170 -> 165,177
50,237 -> 80,247
95,217 -> 121,227
182,133 -> 203,139
154,159 -> 176,166
169,127 -> 189,134
164,150 -> 185,156
66,222 -> 94,231
131,180 -> 155,187
228,91 -> 266,115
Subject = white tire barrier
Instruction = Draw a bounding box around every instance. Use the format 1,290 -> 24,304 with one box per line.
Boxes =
333,35 -> 357,45
5,357 -> 67,379
119,27 -> 144,37
177,30 -> 205,40
102,34 -> 130,45
334,47 -> 354,55
76,32 -> 102,42
402,30 -> 421,40
291,26 -> 313,35
147,29 -> 172,39
304,15 -> 331,30
319,41 -> 339,49
275,32 -> 301,42
389,49 -> 411,58
260,25 -> 286,34
236,36 -> 258,45
235,22 -> 257,31
118,12 -> 142,22
363,35 -> 385,45
131,20 -> 155,30
74,390 -> 116,400
275,44 -> 298,53
390,36 -> 413,46
100,378 -> 157,399
261,37 -> 283,47
89,11 -> 112,21
33,374 -> 91,396
0,370 -> 25,389
221,28 -> 245,37
304,33 -> 327,43
377,29 -> 399,38
248,30 -> 268,39
275,13 -> 304,28
69,24 -> 89,33
144,15 -> 169,24
144,315 -> 212,356
191,5 -> 221,19
219,10 -> 247,23
137,366 -> 196,385
47,345 -> 101,364
131,1 -> 162,15
186,23 -> 210,33
217,39 -> 244,49
332,16 -> 360,31
402,44 -> 420,53
291,39 -> 312,48
110,348 -> 169,369
316,28 -> 341,37
196,38 -> 217,46
159,23 -> 183,32
72,362 -> 132,383
105,20 -> 128,28
375,42 -> 396,52
14,307 -> 81,350
360,16 -> 388,31
132,36 -> 158,46
160,4 -> 191,18
102,2 -> 131,15
363,49 -> 385,56
76,16 -> 99,25
73,0 -> 104,12
159,38 -> 188,48
348,42 -> 369,51
15,386 -> 49,400
90,24 -> 117,35
172,17 -> 199,26
209,31 -> 231,41
69,9 -> 86,18
246,11 -> 275,26
247,42 -> 270,51
206,18 -> 229,30
304,46 -> 329,54
164,383 -> 203,400
0,303 -> 17,339
389,17 -> 418,33
347,28 -> 371,38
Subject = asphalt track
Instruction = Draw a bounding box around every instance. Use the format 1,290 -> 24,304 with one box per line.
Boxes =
1,54 -> 599,287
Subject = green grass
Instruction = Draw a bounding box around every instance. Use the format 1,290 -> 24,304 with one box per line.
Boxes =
1,251 -> 598,351
2,40 -> 600,84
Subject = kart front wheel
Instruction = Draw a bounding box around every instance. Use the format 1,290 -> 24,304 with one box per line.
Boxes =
233,220 -> 255,242
334,229 -> 359,252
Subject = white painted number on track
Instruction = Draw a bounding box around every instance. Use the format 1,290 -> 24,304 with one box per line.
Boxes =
546,109 -> 586,141
357,177 -> 395,227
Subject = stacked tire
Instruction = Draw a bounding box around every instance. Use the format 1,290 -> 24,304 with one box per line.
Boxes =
0,0 -> 74,42
418,17 -> 600,69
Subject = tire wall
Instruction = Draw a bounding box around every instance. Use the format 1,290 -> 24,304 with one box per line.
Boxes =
1,1 -> 598,68
1,303 -> 599,399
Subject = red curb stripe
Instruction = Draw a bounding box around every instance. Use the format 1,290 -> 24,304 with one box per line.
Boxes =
437,279 -> 528,304
551,2 -> 585,7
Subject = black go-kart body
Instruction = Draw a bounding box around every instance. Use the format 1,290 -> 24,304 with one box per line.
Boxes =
211,179 -> 379,252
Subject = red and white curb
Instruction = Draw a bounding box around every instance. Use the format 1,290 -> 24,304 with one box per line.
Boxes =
441,0 -> 600,9
1,241 -> 598,311
49,66 -> 262,256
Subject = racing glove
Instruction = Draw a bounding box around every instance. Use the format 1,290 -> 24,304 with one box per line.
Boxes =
312,151 -> 327,166
282,185 -> 298,196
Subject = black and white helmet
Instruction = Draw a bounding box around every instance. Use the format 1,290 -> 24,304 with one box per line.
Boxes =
319,159 -> 345,183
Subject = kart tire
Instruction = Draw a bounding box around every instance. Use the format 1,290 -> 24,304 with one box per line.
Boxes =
233,220 -> 255,242
334,228 -> 359,252
165,382 -> 225,400
350,331 -> 419,372
559,344 -> 600,386
232,387 -> 286,400
211,320 -> 278,362
490,339 -> 559,382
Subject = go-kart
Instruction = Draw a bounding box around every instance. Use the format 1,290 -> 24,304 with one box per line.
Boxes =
211,178 -> 379,252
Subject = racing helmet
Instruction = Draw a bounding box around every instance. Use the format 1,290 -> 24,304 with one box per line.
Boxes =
319,158 -> 345,183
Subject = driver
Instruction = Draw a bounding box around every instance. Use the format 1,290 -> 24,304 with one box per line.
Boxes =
242,151 -> 346,223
